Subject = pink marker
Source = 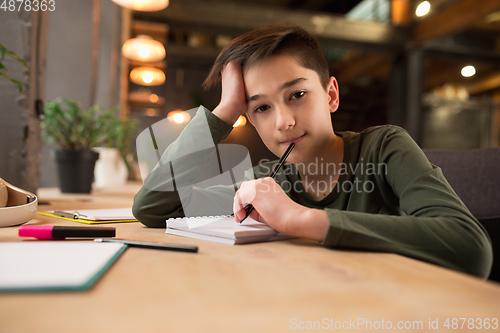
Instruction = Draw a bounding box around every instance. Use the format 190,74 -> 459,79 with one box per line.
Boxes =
19,225 -> 115,240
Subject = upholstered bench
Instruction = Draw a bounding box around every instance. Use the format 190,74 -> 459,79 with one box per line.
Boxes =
424,148 -> 500,281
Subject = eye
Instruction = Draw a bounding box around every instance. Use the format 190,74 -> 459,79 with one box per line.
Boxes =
254,105 -> 270,113
290,91 -> 306,100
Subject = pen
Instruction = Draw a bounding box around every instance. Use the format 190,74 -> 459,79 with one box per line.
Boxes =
94,238 -> 198,253
53,210 -> 88,219
19,225 -> 115,240
53,210 -> 80,219
239,142 -> 295,223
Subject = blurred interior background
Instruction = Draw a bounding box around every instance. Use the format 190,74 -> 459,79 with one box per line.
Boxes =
1,0 -> 499,192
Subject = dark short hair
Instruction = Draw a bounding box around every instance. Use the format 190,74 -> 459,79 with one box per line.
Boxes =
203,24 -> 329,90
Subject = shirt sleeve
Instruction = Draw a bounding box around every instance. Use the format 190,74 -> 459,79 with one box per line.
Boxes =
132,106 -> 237,228
321,127 -> 493,278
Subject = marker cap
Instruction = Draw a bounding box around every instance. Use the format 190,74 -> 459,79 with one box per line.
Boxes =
19,225 -> 54,240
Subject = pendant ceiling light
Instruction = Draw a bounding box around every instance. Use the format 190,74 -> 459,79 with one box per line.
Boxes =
130,67 -> 165,86
122,35 -> 165,62
112,0 -> 169,12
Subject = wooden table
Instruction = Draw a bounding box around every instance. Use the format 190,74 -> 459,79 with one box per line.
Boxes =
1,183 -> 499,333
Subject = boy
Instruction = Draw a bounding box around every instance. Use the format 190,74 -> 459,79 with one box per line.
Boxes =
133,25 -> 492,278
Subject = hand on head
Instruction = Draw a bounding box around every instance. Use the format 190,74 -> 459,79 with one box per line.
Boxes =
212,61 -> 248,125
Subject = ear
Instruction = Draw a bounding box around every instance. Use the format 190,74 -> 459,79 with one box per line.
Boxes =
327,76 -> 339,113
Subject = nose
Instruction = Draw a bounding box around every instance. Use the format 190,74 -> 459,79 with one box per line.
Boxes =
275,105 -> 295,130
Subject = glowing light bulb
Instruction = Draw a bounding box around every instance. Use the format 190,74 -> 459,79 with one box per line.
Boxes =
139,46 -> 150,58
416,1 -> 431,17
142,72 -> 153,84
150,94 -> 159,103
174,113 -> 185,124
461,66 -> 476,77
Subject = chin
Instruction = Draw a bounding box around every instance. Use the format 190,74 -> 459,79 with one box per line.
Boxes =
286,155 -> 306,165
282,150 -> 307,165
268,144 -> 302,164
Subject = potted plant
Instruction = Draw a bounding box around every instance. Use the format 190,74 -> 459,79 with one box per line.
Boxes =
41,98 -> 134,193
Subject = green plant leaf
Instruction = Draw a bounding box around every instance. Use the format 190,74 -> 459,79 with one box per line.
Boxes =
5,49 -> 30,75
0,43 -> 30,92
0,72 -> 23,92
0,44 -> 6,61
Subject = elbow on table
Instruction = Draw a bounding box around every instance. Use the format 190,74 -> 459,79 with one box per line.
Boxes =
132,197 -> 166,229
467,239 -> 493,279
453,231 -> 493,279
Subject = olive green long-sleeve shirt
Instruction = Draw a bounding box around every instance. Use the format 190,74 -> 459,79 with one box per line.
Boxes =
133,106 -> 493,278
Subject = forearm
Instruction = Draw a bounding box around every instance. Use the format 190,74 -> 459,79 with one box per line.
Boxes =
321,209 -> 492,278
287,203 -> 492,278
133,106 -> 234,226
135,60 -> 249,227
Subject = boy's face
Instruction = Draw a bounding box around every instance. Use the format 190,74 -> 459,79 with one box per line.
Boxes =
243,55 -> 339,164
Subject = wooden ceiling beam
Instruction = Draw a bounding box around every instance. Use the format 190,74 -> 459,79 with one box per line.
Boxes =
423,32 -> 500,63
134,2 -> 409,48
466,72 -> 500,95
334,54 -> 388,85
166,44 -> 220,66
424,60 -> 463,91
414,0 -> 500,42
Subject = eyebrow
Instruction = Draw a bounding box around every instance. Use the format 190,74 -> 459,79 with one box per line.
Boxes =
246,77 -> 307,103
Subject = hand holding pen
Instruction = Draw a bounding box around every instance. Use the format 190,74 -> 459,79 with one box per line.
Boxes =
238,142 -> 295,223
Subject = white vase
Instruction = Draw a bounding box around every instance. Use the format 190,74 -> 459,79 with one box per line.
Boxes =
93,148 -> 128,188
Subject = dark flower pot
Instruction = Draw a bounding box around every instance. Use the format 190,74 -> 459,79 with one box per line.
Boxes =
55,150 -> 99,193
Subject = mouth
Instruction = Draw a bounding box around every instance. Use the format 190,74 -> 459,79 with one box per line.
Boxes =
279,133 -> 306,145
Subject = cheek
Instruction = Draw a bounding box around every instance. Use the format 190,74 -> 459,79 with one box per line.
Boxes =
251,114 -> 272,134
306,103 -> 332,127
251,119 -> 282,152
253,122 -> 273,142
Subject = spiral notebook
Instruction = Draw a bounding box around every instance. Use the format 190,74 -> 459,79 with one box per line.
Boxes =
165,215 -> 292,245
